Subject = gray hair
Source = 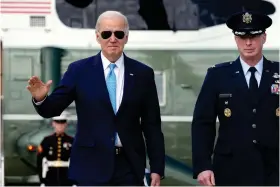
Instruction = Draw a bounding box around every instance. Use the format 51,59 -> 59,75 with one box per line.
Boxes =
95,11 -> 129,34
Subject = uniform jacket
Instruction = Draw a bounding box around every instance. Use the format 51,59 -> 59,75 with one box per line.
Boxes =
191,56 -> 279,185
37,133 -> 74,184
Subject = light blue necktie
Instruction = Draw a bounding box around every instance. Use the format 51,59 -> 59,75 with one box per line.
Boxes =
106,63 -> 117,145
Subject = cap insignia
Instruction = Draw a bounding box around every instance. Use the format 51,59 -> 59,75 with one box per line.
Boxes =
242,12 -> 252,24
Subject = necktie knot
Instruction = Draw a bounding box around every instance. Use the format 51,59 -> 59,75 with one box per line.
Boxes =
109,63 -> 116,71
248,67 -> 257,73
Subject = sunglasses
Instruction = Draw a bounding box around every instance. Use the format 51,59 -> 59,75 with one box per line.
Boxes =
100,31 -> 125,40
54,120 -> 67,124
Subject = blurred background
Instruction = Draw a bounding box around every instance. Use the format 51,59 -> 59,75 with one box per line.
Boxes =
0,0 -> 279,185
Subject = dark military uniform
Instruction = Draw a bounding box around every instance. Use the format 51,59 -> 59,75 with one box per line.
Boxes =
191,11 -> 279,186
37,133 -> 74,186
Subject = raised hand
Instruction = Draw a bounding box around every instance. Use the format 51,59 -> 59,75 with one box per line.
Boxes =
27,76 -> 52,102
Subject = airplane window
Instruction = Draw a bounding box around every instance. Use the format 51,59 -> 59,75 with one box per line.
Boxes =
11,55 -> 34,81
57,0 -> 275,30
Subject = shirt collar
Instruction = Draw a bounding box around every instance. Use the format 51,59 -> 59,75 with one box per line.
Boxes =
101,51 -> 124,70
240,56 -> 263,75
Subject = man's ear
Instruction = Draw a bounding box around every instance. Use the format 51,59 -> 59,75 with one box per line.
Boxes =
96,32 -> 101,44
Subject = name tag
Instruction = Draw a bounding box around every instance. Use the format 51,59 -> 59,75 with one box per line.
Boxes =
219,93 -> 232,98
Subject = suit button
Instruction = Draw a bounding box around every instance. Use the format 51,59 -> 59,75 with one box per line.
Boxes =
252,109 -> 256,113
252,124 -> 256,128
253,140 -> 257,143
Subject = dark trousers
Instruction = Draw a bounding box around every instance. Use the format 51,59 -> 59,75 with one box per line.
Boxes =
44,167 -> 74,186
76,147 -> 143,186
109,148 -> 143,186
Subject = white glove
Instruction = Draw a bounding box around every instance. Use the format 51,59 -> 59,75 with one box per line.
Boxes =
40,183 -> 45,187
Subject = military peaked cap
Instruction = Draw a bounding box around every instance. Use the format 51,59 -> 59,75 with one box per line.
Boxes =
226,11 -> 272,36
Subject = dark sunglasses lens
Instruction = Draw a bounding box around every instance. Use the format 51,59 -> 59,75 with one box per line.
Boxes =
54,120 -> 66,123
101,31 -> 112,39
114,31 -> 125,39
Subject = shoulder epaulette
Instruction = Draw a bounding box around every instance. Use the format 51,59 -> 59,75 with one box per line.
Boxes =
210,61 -> 233,69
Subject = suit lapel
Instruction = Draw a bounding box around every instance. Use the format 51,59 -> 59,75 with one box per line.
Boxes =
231,57 -> 250,102
92,52 -> 115,114
257,57 -> 275,104
116,54 -> 134,116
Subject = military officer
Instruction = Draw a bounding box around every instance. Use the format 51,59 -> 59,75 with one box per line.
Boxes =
37,111 -> 74,186
191,11 -> 279,186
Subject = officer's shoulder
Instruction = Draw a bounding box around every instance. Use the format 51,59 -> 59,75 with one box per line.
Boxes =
269,60 -> 279,67
208,61 -> 233,71
40,136 -> 50,146
42,134 -> 54,141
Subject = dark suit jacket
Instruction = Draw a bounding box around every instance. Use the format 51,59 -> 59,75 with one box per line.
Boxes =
33,52 -> 165,185
191,56 -> 279,186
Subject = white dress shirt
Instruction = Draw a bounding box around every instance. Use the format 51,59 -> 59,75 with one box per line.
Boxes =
240,56 -> 263,87
101,52 -> 124,147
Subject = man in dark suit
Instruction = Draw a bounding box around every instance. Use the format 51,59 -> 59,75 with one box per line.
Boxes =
27,10 -> 165,186
191,11 -> 279,186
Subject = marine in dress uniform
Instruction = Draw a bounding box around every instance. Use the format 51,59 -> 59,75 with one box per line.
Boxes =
37,112 -> 74,186
191,11 -> 279,186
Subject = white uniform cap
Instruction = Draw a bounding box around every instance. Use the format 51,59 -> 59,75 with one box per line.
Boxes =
52,111 -> 69,120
